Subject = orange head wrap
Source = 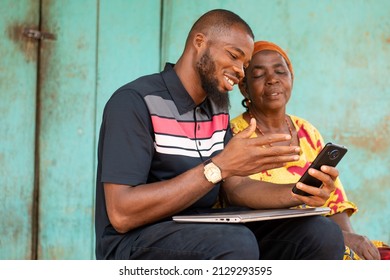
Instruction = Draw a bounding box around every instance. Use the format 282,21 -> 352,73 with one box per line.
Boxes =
252,41 -> 294,79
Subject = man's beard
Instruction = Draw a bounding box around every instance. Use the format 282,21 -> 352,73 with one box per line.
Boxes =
196,50 -> 230,109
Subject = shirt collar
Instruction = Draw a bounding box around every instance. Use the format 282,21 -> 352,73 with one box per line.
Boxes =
161,63 -> 211,118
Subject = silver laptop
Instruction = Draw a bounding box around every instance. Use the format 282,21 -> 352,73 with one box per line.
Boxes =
172,207 -> 330,223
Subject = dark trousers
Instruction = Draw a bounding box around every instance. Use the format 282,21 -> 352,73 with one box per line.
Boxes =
114,215 -> 345,260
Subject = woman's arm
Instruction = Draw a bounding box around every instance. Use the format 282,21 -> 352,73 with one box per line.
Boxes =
329,212 -> 380,260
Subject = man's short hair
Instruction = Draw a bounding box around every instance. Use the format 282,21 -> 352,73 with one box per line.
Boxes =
187,9 -> 254,43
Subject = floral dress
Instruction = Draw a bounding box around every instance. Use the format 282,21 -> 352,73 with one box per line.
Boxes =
230,113 -> 357,216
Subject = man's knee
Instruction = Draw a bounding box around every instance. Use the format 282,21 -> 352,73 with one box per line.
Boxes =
204,225 -> 259,259
301,216 -> 345,259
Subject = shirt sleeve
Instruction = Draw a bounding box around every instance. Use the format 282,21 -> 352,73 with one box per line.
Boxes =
99,89 -> 154,186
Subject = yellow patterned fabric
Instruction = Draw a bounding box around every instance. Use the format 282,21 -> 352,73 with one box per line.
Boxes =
343,246 -> 361,260
372,241 -> 390,260
343,241 -> 390,260
230,113 -> 358,216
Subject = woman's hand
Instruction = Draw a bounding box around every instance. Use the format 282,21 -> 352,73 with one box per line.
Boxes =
292,165 -> 339,206
343,231 -> 381,260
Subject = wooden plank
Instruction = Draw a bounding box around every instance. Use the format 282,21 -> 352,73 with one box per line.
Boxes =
94,0 -> 162,259
96,0 -> 161,123
0,0 -> 39,259
38,0 -> 98,259
94,0 -> 161,258
38,0 -> 161,260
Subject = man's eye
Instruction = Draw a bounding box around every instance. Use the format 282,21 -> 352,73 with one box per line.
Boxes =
229,52 -> 237,59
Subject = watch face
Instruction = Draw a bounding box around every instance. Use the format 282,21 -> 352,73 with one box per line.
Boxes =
204,162 -> 222,183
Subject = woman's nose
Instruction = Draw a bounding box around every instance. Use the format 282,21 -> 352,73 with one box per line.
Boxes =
266,73 -> 278,85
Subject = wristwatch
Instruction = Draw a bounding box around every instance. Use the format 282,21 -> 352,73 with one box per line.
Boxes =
203,159 -> 222,184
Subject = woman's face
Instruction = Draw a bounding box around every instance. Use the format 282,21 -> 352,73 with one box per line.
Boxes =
244,50 -> 293,113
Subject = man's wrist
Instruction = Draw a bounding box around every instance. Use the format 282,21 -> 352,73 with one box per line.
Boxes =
203,159 -> 222,184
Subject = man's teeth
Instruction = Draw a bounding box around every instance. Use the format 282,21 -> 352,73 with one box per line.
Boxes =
271,93 -> 278,96
225,76 -> 234,86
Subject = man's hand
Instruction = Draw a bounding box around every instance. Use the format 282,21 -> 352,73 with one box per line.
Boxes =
215,118 -> 300,179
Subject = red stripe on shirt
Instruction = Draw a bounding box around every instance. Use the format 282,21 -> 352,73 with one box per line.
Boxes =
151,114 -> 228,139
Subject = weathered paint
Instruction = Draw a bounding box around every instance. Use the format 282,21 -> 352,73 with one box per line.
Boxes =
96,0 -> 161,130
95,0 -> 162,258
37,0 -> 161,259
0,0 -> 39,260
36,0 -> 98,259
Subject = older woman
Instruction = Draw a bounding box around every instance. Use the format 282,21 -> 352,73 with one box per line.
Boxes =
230,40 -> 382,260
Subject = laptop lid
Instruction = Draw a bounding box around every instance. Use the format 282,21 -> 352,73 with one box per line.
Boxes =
172,207 -> 330,223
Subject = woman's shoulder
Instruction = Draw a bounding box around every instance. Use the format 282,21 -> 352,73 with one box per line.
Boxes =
230,113 -> 248,135
289,114 -> 325,144
289,114 -> 320,131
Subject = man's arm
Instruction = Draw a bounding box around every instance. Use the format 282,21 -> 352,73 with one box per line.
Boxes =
104,164 -> 214,233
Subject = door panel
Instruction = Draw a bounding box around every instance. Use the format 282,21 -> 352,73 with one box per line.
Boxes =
37,0 -> 161,259
37,0 -> 98,259
0,0 -> 39,260
96,0 -> 161,127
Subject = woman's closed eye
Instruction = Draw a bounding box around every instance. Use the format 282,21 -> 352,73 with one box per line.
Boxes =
275,70 -> 287,75
252,69 -> 265,78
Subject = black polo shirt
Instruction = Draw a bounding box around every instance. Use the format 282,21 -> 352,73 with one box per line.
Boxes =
95,63 -> 232,259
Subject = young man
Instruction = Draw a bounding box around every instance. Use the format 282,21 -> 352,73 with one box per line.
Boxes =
95,9 -> 344,260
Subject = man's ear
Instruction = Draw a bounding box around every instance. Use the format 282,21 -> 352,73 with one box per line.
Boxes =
194,33 -> 206,49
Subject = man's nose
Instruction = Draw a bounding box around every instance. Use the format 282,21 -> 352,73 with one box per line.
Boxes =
233,64 -> 245,80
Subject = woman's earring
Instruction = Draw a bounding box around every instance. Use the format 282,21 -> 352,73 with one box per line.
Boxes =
241,98 -> 251,109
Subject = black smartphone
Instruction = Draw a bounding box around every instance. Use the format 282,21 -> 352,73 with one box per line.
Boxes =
292,142 -> 348,196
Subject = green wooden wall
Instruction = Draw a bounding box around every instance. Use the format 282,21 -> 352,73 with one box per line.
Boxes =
0,0 -> 389,259
0,0 -> 39,260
